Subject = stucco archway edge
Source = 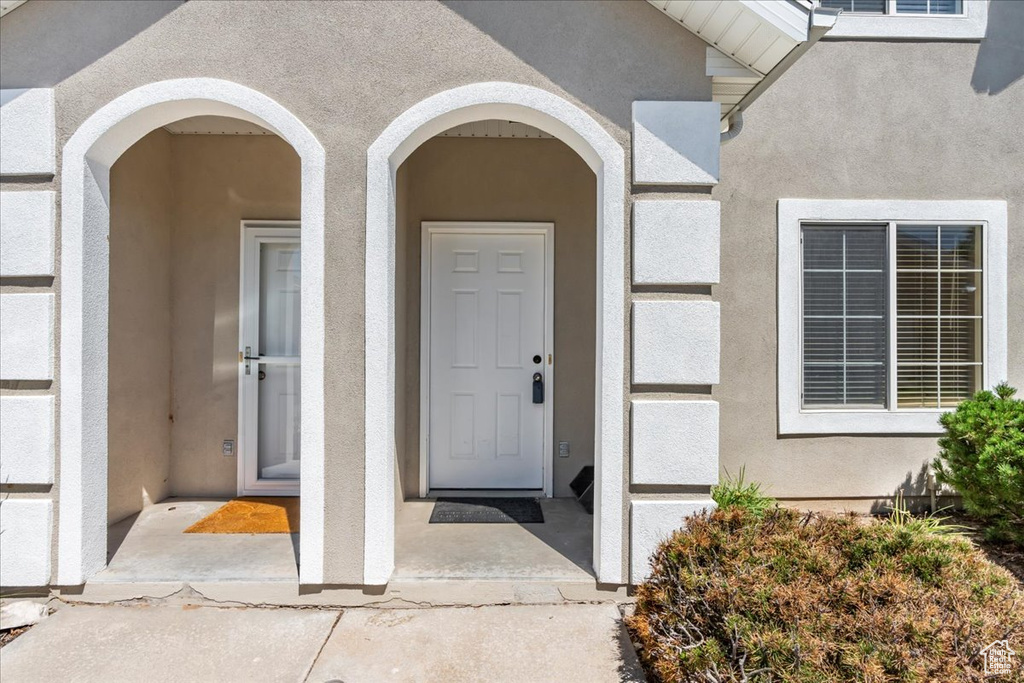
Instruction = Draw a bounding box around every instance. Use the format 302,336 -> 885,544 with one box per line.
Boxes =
365,82 -> 626,585
57,78 -> 326,585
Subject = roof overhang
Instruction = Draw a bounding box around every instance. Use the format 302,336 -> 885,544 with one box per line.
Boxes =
0,0 -> 28,18
648,1 -> 838,124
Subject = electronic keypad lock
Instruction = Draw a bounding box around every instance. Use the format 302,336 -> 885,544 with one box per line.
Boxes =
532,372 -> 544,404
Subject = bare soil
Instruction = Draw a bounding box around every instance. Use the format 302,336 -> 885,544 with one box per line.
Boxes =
944,513 -> 1024,586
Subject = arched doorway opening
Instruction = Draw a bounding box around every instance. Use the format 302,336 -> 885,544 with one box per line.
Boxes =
364,83 -> 626,585
56,79 -> 326,586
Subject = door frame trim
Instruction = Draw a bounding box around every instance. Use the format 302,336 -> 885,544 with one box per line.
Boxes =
419,221 -> 555,498
237,220 -> 302,496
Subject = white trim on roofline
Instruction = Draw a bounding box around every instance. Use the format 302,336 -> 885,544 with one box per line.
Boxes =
777,198 -> 1008,436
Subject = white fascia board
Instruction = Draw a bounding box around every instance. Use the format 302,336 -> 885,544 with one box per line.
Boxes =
825,0 -> 987,40
738,0 -> 811,42
777,198 -> 1008,435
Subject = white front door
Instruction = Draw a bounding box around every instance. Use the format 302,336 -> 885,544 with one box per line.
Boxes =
239,223 -> 301,496
424,223 -> 553,491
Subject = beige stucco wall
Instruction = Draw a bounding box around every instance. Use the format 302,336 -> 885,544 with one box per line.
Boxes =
167,134 -> 300,496
1,0 -> 710,583
8,0 -> 1018,584
714,22 -> 1024,506
107,129 -> 174,525
396,136 -> 596,499
107,131 -> 299,516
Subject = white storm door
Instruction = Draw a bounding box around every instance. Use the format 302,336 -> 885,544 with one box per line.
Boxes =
427,228 -> 549,490
239,224 -> 301,496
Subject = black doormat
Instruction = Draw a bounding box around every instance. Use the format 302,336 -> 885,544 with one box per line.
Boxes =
429,497 -> 544,524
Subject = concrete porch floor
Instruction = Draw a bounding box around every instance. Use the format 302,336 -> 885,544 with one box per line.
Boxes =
93,499 -> 299,583
394,498 -> 594,581
89,497 -> 593,586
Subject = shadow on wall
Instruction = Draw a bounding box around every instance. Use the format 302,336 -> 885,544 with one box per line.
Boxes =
0,0 -> 183,87
971,0 -> 1024,95
868,463 -> 958,516
440,0 -> 711,131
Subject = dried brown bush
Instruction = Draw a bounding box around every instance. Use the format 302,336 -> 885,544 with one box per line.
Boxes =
627,507 -> 1024,682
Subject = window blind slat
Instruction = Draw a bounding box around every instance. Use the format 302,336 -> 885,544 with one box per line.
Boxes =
802,225 -> 887,408
896,224 -> 982,408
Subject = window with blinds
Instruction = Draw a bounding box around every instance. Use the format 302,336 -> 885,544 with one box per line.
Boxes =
801,223 -> 983,411
820,0 -> 962,14
896,225 -> 982,408
802,226 -> 888,407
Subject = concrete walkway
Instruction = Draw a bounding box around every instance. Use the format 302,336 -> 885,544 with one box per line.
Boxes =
0,603 -> 646,683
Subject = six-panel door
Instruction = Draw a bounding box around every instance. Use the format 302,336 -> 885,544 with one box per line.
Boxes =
427,231 -> 547,490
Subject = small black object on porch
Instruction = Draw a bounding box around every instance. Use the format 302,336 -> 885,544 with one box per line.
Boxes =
570,466 -> 594,515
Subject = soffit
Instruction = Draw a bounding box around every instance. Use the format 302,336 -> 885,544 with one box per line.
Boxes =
163,115 -> 274,135
648,1 -> 837,123
648,0 -> 811,77
0,0 -> 27,18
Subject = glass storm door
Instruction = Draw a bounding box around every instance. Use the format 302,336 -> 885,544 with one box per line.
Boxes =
240,224 -> 301,496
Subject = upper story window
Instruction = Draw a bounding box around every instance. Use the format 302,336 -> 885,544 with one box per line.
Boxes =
777,200 -> 1007,435
820,0 -> 962,14
820,0 -> 986,39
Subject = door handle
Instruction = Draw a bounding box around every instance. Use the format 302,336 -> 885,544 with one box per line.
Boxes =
532,372 -> 544,404
241,346 -> 262,375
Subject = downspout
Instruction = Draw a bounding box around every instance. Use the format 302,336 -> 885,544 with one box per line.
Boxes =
720,111 -> 744,143
721,6 -> 840,143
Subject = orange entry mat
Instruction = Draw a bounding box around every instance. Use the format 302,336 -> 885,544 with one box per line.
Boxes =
184,497 -> 299,534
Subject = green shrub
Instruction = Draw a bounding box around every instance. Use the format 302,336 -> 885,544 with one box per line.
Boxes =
933,383 -> 1024,546
627,507 -> 1024,682
711,467 -> 776,518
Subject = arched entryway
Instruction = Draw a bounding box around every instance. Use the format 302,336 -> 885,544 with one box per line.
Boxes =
56,79 -> 326,586
364,82 -> 626,585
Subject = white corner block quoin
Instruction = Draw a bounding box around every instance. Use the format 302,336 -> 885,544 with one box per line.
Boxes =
632,300 -> 720,385
0,89 -> 56,176
632,101 -> 720,186
631,499 -> 716,583
0,500 -> 52,586
0,293 -> 54,380
0,191 -> 56,276
632,400 -> 719,486
0,396 -> 55,484
633,200 -> 720,284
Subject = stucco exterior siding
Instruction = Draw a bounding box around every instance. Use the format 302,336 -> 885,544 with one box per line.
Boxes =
167,134 -> 300,497
107,132 -> 300,518
2,0 -> 1018,586
1,0 -> 712,584
107,129 -> 173,525
715,32 -> 1023,504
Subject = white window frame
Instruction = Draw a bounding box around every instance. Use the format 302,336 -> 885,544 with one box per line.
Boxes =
778,199 -> 1007,435
822,0 -> 987,40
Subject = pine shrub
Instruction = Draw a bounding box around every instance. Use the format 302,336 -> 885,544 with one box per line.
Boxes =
627,507 -> 1024,682
933,383 -> 1024,546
